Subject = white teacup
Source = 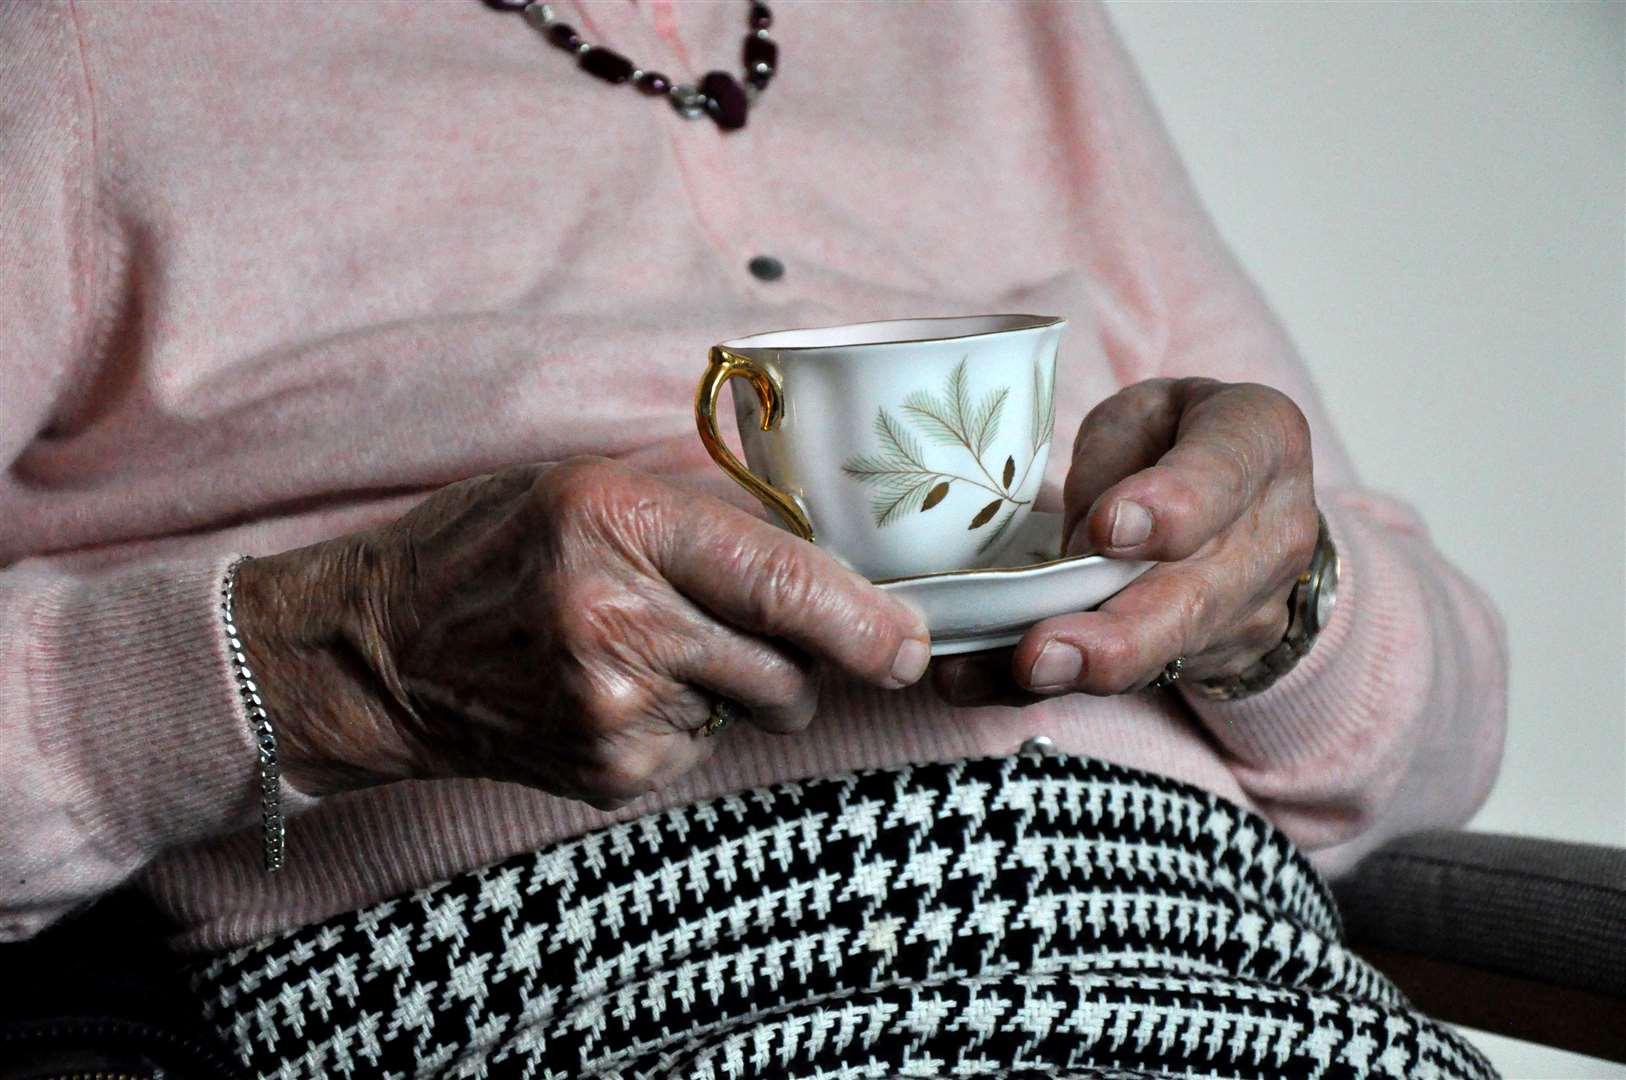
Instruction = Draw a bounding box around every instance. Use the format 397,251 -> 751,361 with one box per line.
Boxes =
696,314 -> 1066,580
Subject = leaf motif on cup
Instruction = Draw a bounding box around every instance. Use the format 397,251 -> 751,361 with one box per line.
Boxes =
1030,357 -> 1055,455
968,499 -> 1002,530
841,411 -> 942,527
840,355 -> 1055,547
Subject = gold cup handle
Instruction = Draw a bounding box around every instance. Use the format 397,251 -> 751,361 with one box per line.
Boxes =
695,346 -> 815,541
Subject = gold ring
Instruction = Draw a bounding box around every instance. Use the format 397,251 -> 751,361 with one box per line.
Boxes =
701,697 -> 747,737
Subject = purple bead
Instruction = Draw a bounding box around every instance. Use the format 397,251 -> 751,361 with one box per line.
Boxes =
482,0 -> 529,9
579,46 -> 634,84
635,70 -> 672,96
749,3 -> 772,31
744,34 -> 777,88
701,70 -> 748,131
547,22 -> 582,51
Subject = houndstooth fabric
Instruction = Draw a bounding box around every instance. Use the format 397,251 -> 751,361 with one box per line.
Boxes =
191,753 -> 1497,1079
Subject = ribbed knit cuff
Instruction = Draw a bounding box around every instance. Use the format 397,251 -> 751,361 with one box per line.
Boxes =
28,555 -> 311,867
1184,498 -> 1430,770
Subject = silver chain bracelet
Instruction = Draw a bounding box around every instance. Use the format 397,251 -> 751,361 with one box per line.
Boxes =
221,556 -> 286,872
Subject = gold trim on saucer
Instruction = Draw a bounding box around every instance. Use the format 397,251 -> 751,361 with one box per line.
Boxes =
695,346 -> 816,542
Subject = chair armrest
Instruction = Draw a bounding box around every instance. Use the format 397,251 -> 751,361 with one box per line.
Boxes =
1334,830 -> 1626,994
1334,829 -> 1626,1062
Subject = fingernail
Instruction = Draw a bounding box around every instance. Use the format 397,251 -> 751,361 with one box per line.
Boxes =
1028,641 -> 1082,690
1110,500 -> 1153,548
889,638 -> 931,687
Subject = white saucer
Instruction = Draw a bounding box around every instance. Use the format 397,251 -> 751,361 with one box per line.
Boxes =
874,512 -> 1153,656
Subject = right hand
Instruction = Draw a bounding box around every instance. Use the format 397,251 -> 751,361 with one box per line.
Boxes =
235,458 -> 932,809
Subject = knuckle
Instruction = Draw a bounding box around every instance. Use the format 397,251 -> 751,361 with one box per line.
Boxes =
537,461 -> 675,575
536,463 -> 609,530
543,456 -> 615,504
556,580 -> 655,662
776,704 -> 817,732
1199,432 -> 1258,505
1177,575 -> 1218,642
580,749 -> 661,802
1085,635 -> 1142,695
1268,392 -> 1313,465
1078,379 -> 1170,444
1171,375 -> 1221,401
487,461 -> 544,496
1150,468 -> 1208,536
1079,391 -> 1125,437
1242,384 -> 1312,466
733,537 -> 908,677
783,684 -> 819,727
1126,378 -> 1181,425
573,670 -> 655,739
1127,377 -> 1178,403
739,540 -> 849,638
540,457 -> 659,532
759,661 -> 812,710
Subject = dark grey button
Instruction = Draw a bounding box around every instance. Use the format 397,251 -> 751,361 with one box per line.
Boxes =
748,254 -> 785,282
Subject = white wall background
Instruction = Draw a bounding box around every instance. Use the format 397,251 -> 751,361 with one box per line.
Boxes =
1104,3 -> 1624,1076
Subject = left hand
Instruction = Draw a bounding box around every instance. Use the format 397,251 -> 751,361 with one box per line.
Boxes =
934,377 -> 1319,705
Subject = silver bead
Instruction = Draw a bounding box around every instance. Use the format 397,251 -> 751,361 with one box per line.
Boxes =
575,41 -> 591,56
670,84 -> 707,119
1019,735 -> 1056,755
522,2 -> 552,31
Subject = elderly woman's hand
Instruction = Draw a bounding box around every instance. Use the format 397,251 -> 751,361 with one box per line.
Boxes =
935,377 -> 1319,703
236,458 -> 931,807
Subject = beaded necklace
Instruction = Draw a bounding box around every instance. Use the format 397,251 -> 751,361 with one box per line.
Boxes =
482,0 -> 777,131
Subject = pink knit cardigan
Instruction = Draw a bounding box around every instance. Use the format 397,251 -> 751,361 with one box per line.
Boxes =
0,0 -> 1506,952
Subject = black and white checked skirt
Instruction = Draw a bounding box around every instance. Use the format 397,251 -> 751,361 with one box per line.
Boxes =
191,753 -> 1497,1079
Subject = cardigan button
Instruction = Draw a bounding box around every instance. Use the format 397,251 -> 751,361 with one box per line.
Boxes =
748,255 -> 784,281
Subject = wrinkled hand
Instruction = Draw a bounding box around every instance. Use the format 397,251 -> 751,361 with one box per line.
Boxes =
237,458 -> 931,807
935,377 -> 1318,704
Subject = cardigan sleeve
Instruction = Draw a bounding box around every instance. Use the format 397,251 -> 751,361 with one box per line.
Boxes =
0,2 -> 287,940
1075,3 -> 1508,876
